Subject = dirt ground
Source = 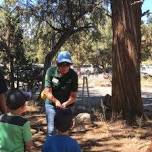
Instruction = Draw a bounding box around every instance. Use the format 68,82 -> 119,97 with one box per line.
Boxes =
26,75 -> 152,152
26,105 -> 152,152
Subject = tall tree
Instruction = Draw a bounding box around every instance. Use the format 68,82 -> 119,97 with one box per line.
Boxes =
0,1 -> 26,89
25,0 -> 106,72
63,16 -> 112,67
141,15 -> 152,61
111,0 -> 143,123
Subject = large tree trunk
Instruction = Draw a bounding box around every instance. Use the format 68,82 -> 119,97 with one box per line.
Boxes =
111,0 -> 143,123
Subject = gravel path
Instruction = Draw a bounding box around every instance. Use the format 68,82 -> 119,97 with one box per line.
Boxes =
77,76 -> 152,108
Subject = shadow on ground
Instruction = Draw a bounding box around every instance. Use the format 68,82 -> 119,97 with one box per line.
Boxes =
26,89 -> 152,152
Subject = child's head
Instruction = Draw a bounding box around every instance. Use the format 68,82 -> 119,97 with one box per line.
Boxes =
54,109 -> 73,132
6,89 -> 31,112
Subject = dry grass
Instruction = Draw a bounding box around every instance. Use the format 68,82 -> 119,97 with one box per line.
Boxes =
25,104 -> 152,152
25,76 -> 152,152
72,120 -> 152,152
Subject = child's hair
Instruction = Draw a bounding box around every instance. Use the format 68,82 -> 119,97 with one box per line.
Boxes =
6,89 -> 30,110
54,109 -> 73,132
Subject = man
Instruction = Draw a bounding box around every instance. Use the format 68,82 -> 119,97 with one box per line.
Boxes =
43,51 -> 78,135
0,69 -> 8,114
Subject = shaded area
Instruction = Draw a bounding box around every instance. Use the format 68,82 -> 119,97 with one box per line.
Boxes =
26,106 -> 152,152
25,86 -> 152,152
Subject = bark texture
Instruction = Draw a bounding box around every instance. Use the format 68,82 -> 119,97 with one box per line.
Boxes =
111,0 -> 143,122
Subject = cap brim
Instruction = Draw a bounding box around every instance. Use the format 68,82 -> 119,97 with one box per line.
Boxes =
57,59 -> 72,64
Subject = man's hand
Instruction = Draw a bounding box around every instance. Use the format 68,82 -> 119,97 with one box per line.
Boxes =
61,102 -> 68,109
61,92 -> 77,109
41,90 -> 47,100
55,100 -> 62,108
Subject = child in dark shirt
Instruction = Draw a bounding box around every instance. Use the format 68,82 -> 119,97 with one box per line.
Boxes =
42,109 -> 81,152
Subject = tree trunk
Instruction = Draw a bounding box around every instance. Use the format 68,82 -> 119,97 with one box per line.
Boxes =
9,58 -> 15,89
111,0 -> 143,123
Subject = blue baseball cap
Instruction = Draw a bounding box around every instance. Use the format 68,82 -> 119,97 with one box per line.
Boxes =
57,51 -> 72,64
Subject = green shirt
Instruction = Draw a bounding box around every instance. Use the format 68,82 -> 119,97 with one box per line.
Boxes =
45,67 -> 78,105
0,114 -> 32,152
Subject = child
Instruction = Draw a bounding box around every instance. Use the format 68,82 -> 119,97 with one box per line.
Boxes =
42,109 -> 81,152
0,89 -> 33,152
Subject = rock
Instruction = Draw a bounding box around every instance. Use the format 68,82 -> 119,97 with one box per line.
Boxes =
74,113 -> 92,126
73,113 -> 92,132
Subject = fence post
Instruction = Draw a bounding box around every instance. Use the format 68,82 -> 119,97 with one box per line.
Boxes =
82,76 -> 89,102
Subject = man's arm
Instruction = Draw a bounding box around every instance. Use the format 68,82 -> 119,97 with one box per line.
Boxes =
61,91 -> 77,108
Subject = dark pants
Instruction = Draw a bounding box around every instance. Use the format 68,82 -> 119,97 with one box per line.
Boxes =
45,103 -> 72,135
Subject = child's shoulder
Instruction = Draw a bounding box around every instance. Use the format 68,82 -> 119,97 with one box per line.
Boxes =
0,114 -> 28,126
50,135 -> 78,143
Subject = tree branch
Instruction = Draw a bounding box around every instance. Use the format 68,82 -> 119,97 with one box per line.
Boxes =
142,10 -> 150,17
130,0 -> 143,6
74,25 -> 94,33
29,6 -> 63,32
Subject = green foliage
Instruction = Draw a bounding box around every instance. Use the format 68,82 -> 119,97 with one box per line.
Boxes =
147,14 -> 152,24
63,16 -> 112,67
0,1 -> 32,88
1,0 -> 113,69
20,0 -> 108,64
141,15 -> 152,62
0,7 -> 25,63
